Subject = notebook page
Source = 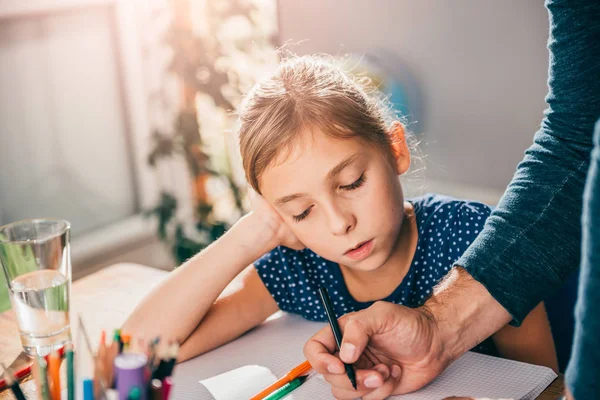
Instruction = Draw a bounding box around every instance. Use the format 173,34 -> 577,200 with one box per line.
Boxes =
392,352 -> 557,400
171,313 -> 556,400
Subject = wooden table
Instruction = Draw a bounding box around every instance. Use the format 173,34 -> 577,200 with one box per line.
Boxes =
0,263 -> 564,399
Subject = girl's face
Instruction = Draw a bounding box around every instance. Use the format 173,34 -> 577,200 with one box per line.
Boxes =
260,125 -> 410,272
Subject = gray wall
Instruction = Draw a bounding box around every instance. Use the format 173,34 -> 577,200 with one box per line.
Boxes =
277,0 -> 549,195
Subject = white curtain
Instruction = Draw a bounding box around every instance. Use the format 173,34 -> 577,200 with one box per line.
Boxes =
0,6 -> 138,236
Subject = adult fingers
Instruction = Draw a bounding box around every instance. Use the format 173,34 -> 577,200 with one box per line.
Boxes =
337,303 -> 396,364
328,366 -> 396,400
362,365 -> 403,400
322,366 -> 389,392
304,325 -> 345,375
339,318 -> 371,364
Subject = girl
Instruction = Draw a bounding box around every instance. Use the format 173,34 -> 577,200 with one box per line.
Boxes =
123,55 -> 557,381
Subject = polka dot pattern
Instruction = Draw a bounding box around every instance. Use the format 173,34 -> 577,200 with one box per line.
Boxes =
254,194 -> 497,355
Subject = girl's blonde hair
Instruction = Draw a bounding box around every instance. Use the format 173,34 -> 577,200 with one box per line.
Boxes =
238,54 -> 404,193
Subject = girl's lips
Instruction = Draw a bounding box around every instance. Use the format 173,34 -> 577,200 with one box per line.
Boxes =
344,239 -> 374,261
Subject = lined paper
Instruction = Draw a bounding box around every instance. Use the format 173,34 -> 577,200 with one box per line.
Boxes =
173,313 -> 557,399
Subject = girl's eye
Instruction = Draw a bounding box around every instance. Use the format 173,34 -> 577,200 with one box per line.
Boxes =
340,173 -> 366,191
292,174 -> 365,222
293,205 -> 313,222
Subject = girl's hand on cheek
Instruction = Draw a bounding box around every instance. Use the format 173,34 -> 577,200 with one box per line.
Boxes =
248,188 -> 305,251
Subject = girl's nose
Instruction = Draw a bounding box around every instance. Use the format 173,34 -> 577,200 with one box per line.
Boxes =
327,204 -> 356,236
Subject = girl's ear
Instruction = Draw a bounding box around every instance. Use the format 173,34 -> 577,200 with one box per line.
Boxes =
389,121 -> 411,175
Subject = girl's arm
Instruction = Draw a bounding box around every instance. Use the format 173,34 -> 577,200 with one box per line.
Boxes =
492,302 -> 559,372
121,212 -> 279,344
177,265 -> 279,362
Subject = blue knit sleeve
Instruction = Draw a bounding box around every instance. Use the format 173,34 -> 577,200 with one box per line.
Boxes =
457,0 -> 600,324
566,120 -> 600,398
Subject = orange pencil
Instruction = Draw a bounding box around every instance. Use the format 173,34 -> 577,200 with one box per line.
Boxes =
99,331 -> 109,374
95,331 -> 108,397
249,360 -> 312,400
121,334 -> 131,352
47,351 -> 61,400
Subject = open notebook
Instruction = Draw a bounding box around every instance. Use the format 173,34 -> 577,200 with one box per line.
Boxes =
171,313 -> 557,399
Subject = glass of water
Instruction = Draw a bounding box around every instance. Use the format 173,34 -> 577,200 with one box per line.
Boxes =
0,219 -> 72,356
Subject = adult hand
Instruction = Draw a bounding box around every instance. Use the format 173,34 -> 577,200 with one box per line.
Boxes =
304,301 -> 450,400
248,187 -> 305,250
303,268 -> 513,400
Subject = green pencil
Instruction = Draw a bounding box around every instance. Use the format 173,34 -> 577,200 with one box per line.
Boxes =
263,375 -> 309,400
66,343 -> 75,400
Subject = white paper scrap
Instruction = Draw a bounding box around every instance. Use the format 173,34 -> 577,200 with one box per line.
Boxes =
200,364 -> 295,400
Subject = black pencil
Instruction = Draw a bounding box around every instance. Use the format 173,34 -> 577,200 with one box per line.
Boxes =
318,286 -> 358,390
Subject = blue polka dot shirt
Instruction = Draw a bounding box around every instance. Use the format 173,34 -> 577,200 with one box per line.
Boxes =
254,194 -> 497,355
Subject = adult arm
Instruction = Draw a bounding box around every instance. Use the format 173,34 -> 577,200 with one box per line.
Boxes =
457,0 -> 600,324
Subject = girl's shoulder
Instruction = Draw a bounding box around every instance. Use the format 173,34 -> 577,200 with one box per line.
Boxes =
409,193 -> 492,227
402,194 -> 493,305
408,193 -> 492,270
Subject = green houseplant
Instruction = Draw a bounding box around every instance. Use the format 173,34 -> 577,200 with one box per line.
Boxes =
146,0 -> 278,264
